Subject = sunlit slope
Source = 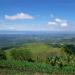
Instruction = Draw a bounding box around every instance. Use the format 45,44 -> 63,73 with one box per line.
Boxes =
6,43 -> 62,61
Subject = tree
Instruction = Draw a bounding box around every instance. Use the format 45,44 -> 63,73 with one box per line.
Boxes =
62,44 -> 75,63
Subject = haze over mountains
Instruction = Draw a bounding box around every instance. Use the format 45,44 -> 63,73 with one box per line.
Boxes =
0,31 -> 75,48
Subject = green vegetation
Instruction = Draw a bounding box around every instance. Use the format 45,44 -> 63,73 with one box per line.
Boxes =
0,60 -> 75,74
0,43 -> 75,74
5,43 -> 62,62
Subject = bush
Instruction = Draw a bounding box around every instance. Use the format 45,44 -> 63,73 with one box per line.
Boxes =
5,48 -> 33,61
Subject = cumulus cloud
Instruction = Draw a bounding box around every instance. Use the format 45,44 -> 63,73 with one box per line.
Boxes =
48,18 -> 68,28
5,12 -> 34,20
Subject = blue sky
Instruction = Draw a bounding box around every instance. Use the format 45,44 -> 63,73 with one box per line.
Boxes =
0,0 -> 75,31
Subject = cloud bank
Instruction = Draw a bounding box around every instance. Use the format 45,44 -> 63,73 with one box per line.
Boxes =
5,12 -> 34,20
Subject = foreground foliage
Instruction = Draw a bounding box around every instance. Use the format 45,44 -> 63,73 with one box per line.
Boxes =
0,60 -> 75,74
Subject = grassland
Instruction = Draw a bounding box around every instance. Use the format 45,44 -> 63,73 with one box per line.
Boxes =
5,43 -> 62,61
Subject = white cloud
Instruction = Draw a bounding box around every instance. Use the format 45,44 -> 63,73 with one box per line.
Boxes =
48,21 -> 57,25
5,12 -> 34,20
55,18 -> 62,23
61,22 -> 68,27
48,18 -> 68,28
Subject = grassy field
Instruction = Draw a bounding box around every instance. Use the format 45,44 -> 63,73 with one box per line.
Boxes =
5,43 -> 62,61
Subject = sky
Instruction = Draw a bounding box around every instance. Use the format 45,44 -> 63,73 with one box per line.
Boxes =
0,0 -> 75,31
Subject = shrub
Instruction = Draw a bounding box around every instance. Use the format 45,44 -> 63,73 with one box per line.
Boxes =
5,48 -> 33,61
